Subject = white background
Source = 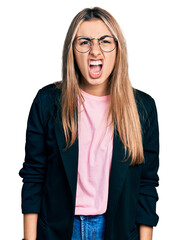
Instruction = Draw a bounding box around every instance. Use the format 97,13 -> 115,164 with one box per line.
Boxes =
0,0 -> 177,239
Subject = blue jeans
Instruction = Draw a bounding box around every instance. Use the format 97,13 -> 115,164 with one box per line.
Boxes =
71,214 -> 106,240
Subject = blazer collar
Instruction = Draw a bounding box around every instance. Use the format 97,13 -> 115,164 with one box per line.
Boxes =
54,106 -> 131,219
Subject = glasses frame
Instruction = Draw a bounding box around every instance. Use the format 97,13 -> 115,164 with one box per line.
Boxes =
73,35 -> 118,53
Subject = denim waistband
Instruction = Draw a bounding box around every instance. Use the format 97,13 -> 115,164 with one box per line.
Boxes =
74,213 -> 106,220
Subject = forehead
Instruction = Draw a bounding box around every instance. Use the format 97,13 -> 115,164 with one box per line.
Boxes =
76,19 -> 112,38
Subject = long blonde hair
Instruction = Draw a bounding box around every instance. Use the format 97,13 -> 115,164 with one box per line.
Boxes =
55,7 -> 144,165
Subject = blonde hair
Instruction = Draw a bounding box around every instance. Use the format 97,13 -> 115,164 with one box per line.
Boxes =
56,7 -> 144,165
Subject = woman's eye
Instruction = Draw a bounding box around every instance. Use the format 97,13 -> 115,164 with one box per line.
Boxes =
80,40 -> 89,45
102,40 -> 111,44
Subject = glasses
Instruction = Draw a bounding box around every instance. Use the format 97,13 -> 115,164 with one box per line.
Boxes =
73,35 -> 117,53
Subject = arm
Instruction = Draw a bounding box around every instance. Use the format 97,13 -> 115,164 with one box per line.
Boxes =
139,225 -> 153,240
24,213 -> 38,240
19,90 -> 47,236
136,97 -> 159,237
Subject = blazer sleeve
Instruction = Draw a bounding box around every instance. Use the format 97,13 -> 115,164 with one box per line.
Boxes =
19,89 -> 47,214
136,97 -> 159,227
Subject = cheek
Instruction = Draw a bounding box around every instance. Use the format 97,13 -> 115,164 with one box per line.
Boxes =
74,53 -> 87,73
106,53 -> 116,72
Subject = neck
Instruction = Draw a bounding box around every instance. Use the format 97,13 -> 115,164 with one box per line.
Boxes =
79,82 -> 110,97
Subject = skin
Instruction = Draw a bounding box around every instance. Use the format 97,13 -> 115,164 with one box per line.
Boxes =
23,213 -> 38,240
74,19 -> 116,96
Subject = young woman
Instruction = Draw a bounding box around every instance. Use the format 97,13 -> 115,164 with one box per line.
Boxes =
19,7 -> 159,240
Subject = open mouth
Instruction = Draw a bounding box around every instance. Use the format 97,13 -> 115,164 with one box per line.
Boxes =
88,59 -> 103,78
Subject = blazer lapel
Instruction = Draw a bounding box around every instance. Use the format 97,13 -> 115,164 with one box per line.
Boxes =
105,130 -> 131,219
54,109 -> 79,210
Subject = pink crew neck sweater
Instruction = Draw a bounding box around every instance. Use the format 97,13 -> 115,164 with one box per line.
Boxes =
74,89 -> 114,215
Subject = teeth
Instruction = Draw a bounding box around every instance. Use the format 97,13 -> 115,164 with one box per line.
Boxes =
92,72 -> 100,75
90,60 -> 102,66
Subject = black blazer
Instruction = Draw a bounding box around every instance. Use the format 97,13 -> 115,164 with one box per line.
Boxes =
19,84 -> 159,240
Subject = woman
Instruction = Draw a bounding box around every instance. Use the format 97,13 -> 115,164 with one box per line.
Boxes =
19,7 -> 159,240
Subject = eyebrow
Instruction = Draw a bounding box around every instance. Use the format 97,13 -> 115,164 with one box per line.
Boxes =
78,36 -> 91,41
77,35 -> 113,40
99,35 -> 113,40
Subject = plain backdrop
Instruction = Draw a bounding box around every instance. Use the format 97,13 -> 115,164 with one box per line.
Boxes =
0,0 -> 178,239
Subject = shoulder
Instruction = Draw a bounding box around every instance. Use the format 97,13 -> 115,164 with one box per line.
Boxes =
133,88 -> 158,129
133,88 -> 156,109
38,82 -> 61,97
35,82 -> 62,105
133,88 -> 157,114
30,82 -> 62,118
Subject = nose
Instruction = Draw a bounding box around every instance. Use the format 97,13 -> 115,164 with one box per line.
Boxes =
89,39 -> 102,56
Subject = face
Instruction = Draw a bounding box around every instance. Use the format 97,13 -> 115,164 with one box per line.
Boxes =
73,19 -> 117,96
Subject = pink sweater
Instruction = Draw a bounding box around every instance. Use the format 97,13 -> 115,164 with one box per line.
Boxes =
74,89 -> 114,215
